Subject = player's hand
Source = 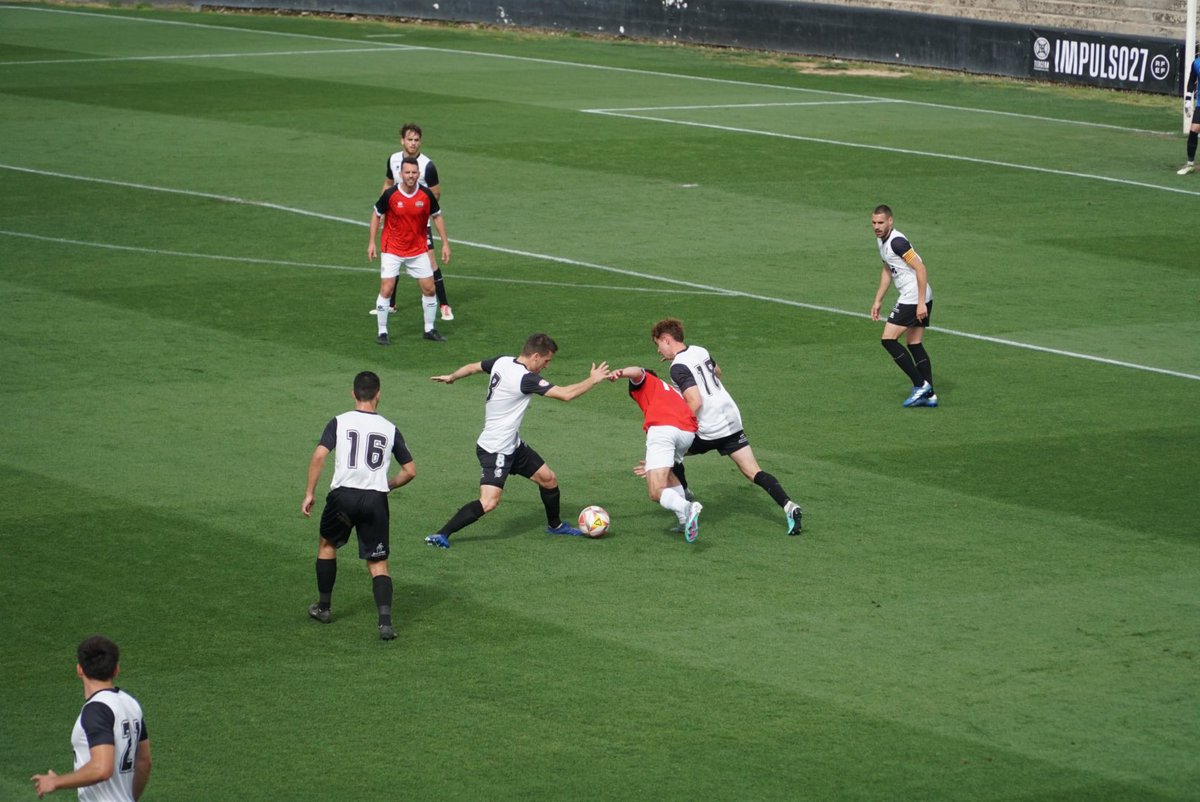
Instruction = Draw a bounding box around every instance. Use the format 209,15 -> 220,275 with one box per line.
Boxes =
431,374 -> 455,384
870,302 -> 881,321
302,494 -> 315,517
32,770 -> 58,798
441,243 -> 451,265
590,361 -> 611,383
916,303 -> 928,321
608,368 -> 623,382
632,460 -> 648,478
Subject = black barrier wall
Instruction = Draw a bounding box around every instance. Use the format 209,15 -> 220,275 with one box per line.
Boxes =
198,0 -> 1184,93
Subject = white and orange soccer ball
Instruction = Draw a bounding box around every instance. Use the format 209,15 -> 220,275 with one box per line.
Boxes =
577,505 -> 611,538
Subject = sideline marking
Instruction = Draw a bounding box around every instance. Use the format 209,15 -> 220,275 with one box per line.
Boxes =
0,4 -> 1170,137
0,229 -> 730,296
584,110 -> 1200,197
1,163 -> 1196,382
0,47 -> 404,67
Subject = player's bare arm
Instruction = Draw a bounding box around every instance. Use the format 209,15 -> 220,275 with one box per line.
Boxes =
905,252 -> 929,320
870,266 -> 891,320
432,214 -> 451,264
608,366 -> 646,382
388,460 -> 417,490
431,361 -> 483,384
367,212 -> 382,260
544,362 -> 612,401
32,744 -> 116,799
133,740 -> 152,801
302,445 -> 330,516
681,385 -> 703,415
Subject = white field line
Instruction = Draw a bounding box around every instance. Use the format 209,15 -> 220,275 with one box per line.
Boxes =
1,163 -> 1196,382
587,100 -> 896,112
0,47 -> 405,67
0,229 -> 726,295
0,4 -> 1170,137
585,110 -> 1200,198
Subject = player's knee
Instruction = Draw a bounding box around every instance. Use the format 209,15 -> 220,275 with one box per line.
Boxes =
479,495 -> 500,513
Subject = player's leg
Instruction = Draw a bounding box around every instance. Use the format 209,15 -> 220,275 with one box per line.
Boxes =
409,256 -> 445,341
904,319 -> 937,407
427,449 -> 508,548
312,491 -> 353,621
646,427 -> 697,534
366,559 -> 395,640
1180,118 -> 1200,174
728,443 -> 803,535
375,263 -> 399,345
523,446 -> 581,535
356,493 -> 395,639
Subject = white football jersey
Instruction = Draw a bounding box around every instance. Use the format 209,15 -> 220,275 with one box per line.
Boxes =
477,355 -> 554,454
385,151 -> 437,190
71,688 -> 146,802
877,227 -> 932,304
668,345 -> 743,439
318,410 -> 410,493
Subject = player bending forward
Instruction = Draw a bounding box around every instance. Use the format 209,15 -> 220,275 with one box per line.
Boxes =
611,366 -> 704,542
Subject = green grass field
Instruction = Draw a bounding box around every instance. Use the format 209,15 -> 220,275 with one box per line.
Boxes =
1,4 -> 1197,799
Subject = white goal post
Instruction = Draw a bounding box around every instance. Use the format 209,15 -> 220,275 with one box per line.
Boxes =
1187,0 -> 1196,131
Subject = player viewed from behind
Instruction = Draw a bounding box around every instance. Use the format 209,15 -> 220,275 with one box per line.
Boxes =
869,204 -> 938,408
378,122 -> 455,319
425,333 -> 611,549
302,371 -> 417,641
1179,52 -> 1200,175
367,156 -> 451,345
609,365 -> 703,542
651,318 -> 803,536
31,635 -> 152,801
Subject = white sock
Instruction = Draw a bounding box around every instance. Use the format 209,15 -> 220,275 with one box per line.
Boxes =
422,295 -> 437,332
376,294 -> 390,334
659,484 -> 690,522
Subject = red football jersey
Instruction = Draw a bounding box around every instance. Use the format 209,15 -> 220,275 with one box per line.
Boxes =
629,370 -> 698,433
374,185 -> 440,257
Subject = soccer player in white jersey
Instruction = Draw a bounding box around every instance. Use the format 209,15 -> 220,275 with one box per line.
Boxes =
32,636 -> 151,802
424,333 -> 611,548
302,371 -> 416,640
869,204 -> 938,408
650,318 -> 803,536
377,122 -> 455,320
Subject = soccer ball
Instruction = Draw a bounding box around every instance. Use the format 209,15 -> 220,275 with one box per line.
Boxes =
577,505 -> 610,538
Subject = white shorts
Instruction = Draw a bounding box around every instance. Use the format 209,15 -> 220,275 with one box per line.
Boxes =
644,425 -> 695,471
381,251 -> 433,280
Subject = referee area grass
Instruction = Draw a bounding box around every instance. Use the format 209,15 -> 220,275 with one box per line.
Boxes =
0,4 -> 1197,799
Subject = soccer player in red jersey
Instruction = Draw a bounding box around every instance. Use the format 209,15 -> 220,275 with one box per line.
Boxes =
610,365 -> 704,542
367,157 -> 451,344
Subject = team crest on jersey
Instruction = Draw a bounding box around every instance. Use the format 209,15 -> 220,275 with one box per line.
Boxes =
416,201 -> 425,208
538,379 -> 549,387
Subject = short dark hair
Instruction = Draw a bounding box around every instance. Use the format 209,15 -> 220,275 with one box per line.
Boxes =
400,156 -> 419,168
521,333 -> 559,357
873,204 -> 893,217
651,318 -> 685,343
77,635 -> 120,681
400,123 -> 423,139
353,371 -> 381,401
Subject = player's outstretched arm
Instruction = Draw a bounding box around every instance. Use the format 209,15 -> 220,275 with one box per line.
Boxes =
608,366 -> 646,383
431,361 -> 483,384
546,362 -> 611,401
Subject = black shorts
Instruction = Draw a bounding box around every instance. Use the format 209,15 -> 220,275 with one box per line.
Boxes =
1192,103 -> 1200,126
687,430 -> 750,457
425,224 -> 434,252
886,299 -> 933,328
319,487 -> 390,561
477,442 -> 545,488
